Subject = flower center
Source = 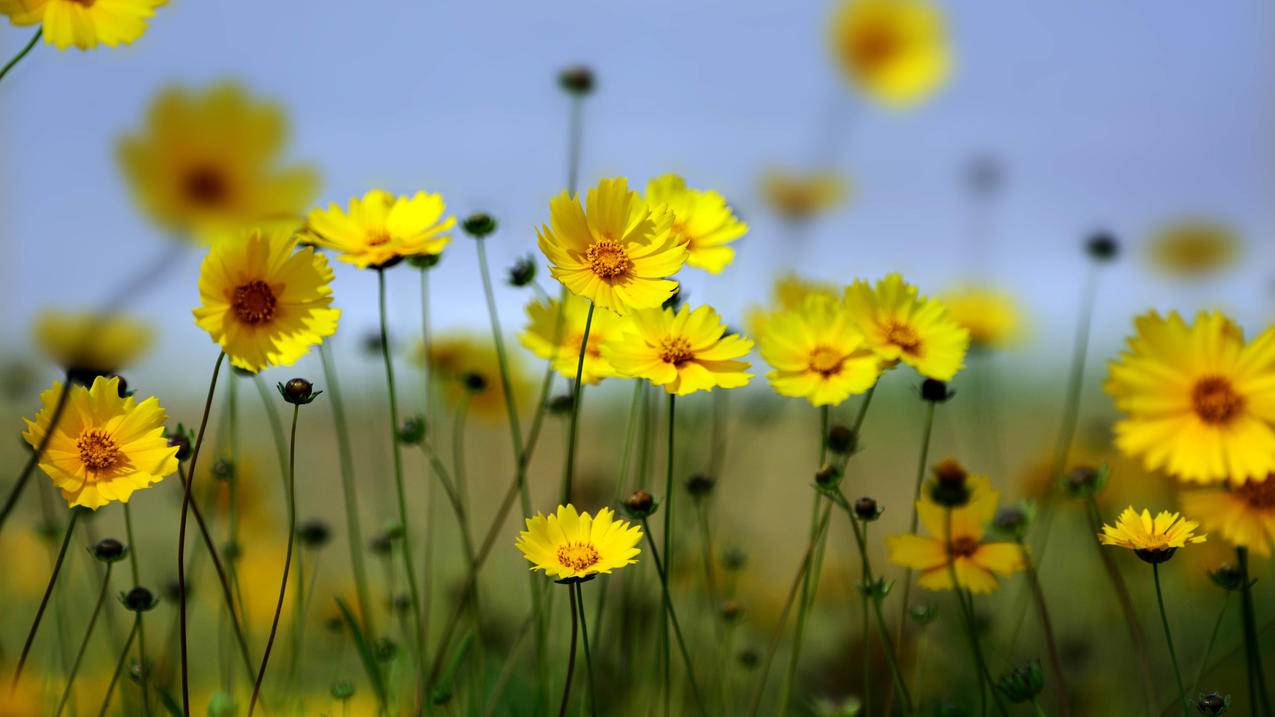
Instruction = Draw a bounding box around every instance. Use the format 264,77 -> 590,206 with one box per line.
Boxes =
182,165 -> 229,207
366,230 -> 392,247
1192,376 -> 1244,425
232,280 -> 278,326
948,536 -> 979,558
885,321 -> 922,355
807,346 -> 844,377
659,336 -> 695,365
556,542 -> 601,572
851,27 -> 901,70
586,240 -> 633,280
77,430 -> 121,472
1236,479 -> 1275,509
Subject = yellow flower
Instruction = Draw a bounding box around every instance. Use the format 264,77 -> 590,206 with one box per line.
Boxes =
829,0 -> 951,109
302,189 -> 454,269
940,286 -> 1024,351
519,293 -> 628,385
746,273 -> 840,337
1106,311 -> 1275,485
843,273 -> 969,380
414,334 -> 532,419
515,504 -> 642,581
537,177 -> 686,315
1099,507 -> 1207,555
192,227 -> 340,372
759,169 -> 847,223
21,376 -> 178,510
758,295 -> 881,406
117,83 -> 320,240
33,310 -> 153,375
886,473 -> 1024,593
602,304 -> 753,396
1181,479 -> 1275,557
645,174 -> 748,274
0,0 -> 164,51
1146,218 -> 1241,278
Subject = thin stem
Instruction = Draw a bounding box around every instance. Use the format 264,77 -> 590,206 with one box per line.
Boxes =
97,614 -> 140,717
641,520 -> 709,716
661,392 -> 677,716
566,94 -> 584,195
56,562 -> 113,716
574,583 -> 597,716
945,509 -> 1007,717
122,503 -> 151,714
0,374 -> 70,536
561,302 -> 596,504
475,237 -> 525,460
1020,540 -> 1070,716
558,583 -> 580,717
419,267 -> 435,663
12,508 -> 80,689
1189,594 -> 1230,700
1237,548 -> 1273,716
1152,563 -> 1189,717
0,28 -> 40,85
861,523 -> 871,714
895,400 -> 937,653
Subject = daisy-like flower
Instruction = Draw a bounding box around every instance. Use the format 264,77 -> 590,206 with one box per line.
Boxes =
1099,507 -> 1206,562
515,504 -> 642,581
759,168 -> 847,223
0,0 -> 165,50
117,83 -> 319,241
886,474 -> 1024,593
519,293 -> 628,385
828,0 -> 951,109
746,273 -> 840,338
21,376 -> 178,509
1106,311 -> 1275,485
645,174 -> 748,275
940,286 -> 1025,351
1146,218 -> 1240,278
537,177 -> 686,315
33,310 -> 153,380
192,226 -> 340,373
843,273 -> 969,381
758,295 -> 881,406
302,189 -> 454,270
602,304 -> 753,396
414,334 -> 532,419
1181,480 -> 1275,557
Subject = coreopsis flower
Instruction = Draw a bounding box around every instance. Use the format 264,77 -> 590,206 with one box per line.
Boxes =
1146,218 -> 1240,278
0,0 -> 164,50
645,174 -> 747,274
1099,507 -> 1206,561
536,177 -> 686,315
519,293 -> 628,384
302,189 -> 454,269
21,376 -> 178,509
1106,311 -> 1275,485
828,0 -> 951,109
940,286 -> 1024,351
887,473 -> 1024,593
515,504 -> 642,581
843,273 -> 969,380
413,335 -> 532,419
601,304 -> 752,396
117,83 -> 319,240
757,295 -> 881,406
746,273 -> 840,337
1181,480 -> 1275,557
33,310 -> 153,379
192,226 -> 340,372
759,169 -> 847,223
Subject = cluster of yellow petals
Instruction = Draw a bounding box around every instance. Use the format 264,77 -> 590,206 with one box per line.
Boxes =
1180,480 -> 1275,557
303,189 -> 454,269
1098,507 -> 1207,553
758,294 -> 880,406
940,286 -> 1025,351
829,0 -> 951,109
515,505 -> 643,581
1,0 -> 165,51
601,304 -> 753,396
519,293 -> 628,385
33,310 -> 153,374
645,174 -> 748,275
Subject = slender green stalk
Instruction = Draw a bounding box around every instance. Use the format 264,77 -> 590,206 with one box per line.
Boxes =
641,520 -> 709,716
97,614 -> 140,717
0,374 -> 70,536
1031,699 -> 1049,717
895,400 -> 937,653
12,508 -> 80,688
1237,548 -> 1273,716
418,266 -> 436,663
1019,539 -> 1070,716
574,583 -> 598,717
661,393 -> 677,715
122,503 -> 152,715
945,509 -> 1007,717
861,523 -> 872,713
914,626 -> 929,711
559,583 -> 580,717
1152,563 -> 1189,717
474,237 -> 525,457
1189,594 -> 1230,700
0,29 -> 40,85
55,562 -> 113,716
561,302 -> 597,503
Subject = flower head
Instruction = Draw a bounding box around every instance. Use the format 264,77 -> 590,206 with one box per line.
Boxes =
1181,479 -> 1275,557
515,504 -> 642,581
33,310 -> 153,377
303,189 -> 454,269
1105,311 -> 1275,485
193,226 -> 340,372
746,273 -> 840,337
844,273 -> 969,380
1,0 -> 164,50
759,169 -> 847,223
519,293 -> 628,385
1147,219 -> 1240,278
645,174 -> 747,275
1099,507 -> 1206,561
414,335 -> 531,419
21,376 -> 178,510
602,304 -> 752,396
758,294 -> 881,406
829,0 -> 951,109
940,286 -> 1024,351
537,177 -> 686,315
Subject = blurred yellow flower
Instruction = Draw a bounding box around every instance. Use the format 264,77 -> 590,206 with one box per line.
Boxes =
645,174 -> 747,274
940,286 -> 1024,350
33,310 -> 152,376
415,334 -> 532,419
829,0 -> 951,109
746,273 -> 840,337
193,227 -> 340,372
759,169 -> 847,223
602,304 -> 752,396
515,504 -> 642,581
843,273 -> 969,380
0,0 -> 164,50
887,473 -> 1024,593
758,295 -> 881,406
1181,480 -> 1275,557
21,376 -> 177,510
118,83 -> 320,240
537,177 -> 686,315
302,189 -> 454,270
1146,218 -> 1240,278
519,293 -> 627,385
1106,311 -> 1275,485
1099,507 -> 1206,554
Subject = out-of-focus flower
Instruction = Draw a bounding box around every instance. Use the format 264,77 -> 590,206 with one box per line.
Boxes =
1181,479 -> 1275,557
117,84 -> 320,241
33,310 -> 153,377
537,177 -> 686,315
759,169 -> 847,223
414,335 -> 531,419
645,174 -> 747,275
1099,507 -> 1206,562
602,304 -> 752,396
746,273 -> 840,337
193,227 -> 340,372
940,286 -> 1024,351
0,0 -> 164,50
844,273 -> 969,381
1146,219 -> 1240,278
21,376 -> 178,510
302,189 -> 454,270
515,504 -> 642,581
757,294 -> 880,406
829,0 -> 951,109
519,293 -> 628,385
1106,311 -> 1275,485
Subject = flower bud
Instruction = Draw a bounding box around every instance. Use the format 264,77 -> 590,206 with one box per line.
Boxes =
814,464 -> 842,488
297,519 -> 332,549
992,503 -> 1035,541
374,637 -> 398,662
369,534 -> 393,556
167,424 -> 193,461
737,647 -> 760,670
397,416 -> 426,446
721,547 -> 748,571
507,256 -> 537,287
1061,465 -> 1109,499
920,379 -> 955,403
720,600 -> 743,623
685,473 -> 716,499
330,679 -> 355,701
623,489 -> 657,519
910,604 -> 938,626
929,459 -> 970,507
92,538 -> 128,563
853,497 -> 882,522
558,65 -> 595,95
407,253 -> 442,271
826,424 -> 856,455
995,660 -> 1045,704
1135,547 -> 1177,565
122,586 -> 158,612
547,393 -> 575,415
212,458 -> 235,481
462,371 -> 488,393
278,378 -> 321,405
1209,564 -> 1245,592
1086,231 -> 1120,261
1196,691 -> 1231,715
461,212 -> 498,239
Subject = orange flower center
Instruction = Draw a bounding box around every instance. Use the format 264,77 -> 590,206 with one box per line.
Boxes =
885,321 -> 922,355
850,26 -> 902,70
366,230 -> 392,247
658,336 -> 694,365
77,430 -> 121,472
232,280 -> 278,326
556,542 -> 600,571
586,240 -> 633,280
948,536 -> 979,558
182,165 -> 229,208
1192,376 -> 1243,425
807,346 -> 844,377
1236,479 -> 1275,510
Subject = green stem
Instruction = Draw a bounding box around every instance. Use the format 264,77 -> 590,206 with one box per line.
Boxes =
122,503 -> 152,715
1189,594 -> 1229,700
0,373 -> 70,538
945,509 -> 1007,717
1152,563 -> 1189,717
13,505 -> 81,689
661,392 -> 677,716
55,562 -> 112,716
861,523 -> 872,714
1020,540 -> 1070,716
561,302 -> 596,504
558,583 -> 580,717
97,614 -> 140,717
641,520 -> 709,716
0,28 -> 40,85
1237,548 -> 1273,716
895,400 -> 937,653
574,583 -> 598,716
